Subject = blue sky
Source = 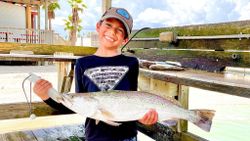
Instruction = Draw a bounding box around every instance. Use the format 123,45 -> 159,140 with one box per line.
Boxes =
46,0 -> 250,38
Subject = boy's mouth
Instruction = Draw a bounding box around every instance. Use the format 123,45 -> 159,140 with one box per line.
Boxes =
104,35 -> 115,42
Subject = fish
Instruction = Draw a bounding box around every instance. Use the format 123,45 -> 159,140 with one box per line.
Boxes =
139,60 -> 156,68
149,64 -> 184,71
60,90 -> 215,132
139,60 -> 184,71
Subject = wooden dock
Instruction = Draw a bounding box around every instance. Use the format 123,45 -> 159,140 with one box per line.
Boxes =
0,114 -> 154,141
0,114 -> 85,140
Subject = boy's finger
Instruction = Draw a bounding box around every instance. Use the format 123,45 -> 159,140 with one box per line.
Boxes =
140,110 -> 157,125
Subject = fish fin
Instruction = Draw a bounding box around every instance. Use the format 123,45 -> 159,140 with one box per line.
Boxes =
191,109 -> 215,132
99,107 -> 114,119
94,119 -> 120,126
103,120 -> 121,126
97,107 -> 120,126
160,120 -> 178,127
95,120 -> 100,125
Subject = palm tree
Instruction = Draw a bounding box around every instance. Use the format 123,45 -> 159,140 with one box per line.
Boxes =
64,0 -> 87,46
43,2 -> 60,31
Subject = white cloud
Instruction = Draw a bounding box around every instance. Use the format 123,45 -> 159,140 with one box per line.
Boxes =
234,1 -> 250,20
136,8 -> 171,24
50,0 -> 250,37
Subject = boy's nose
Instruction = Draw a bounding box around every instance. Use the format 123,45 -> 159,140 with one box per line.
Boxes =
107,28 -> 116,37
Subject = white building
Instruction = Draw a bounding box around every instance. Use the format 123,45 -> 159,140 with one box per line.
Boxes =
0,0 -> 67,45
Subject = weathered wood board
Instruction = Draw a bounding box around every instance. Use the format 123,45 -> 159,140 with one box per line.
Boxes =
128,20 -> 250,50
126,49 -> 250,70
0,42 -> 97,56
139,68 -> 250,98
0,102 -> 56,120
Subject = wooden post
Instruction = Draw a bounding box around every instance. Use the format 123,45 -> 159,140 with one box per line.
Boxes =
138,73 -> 178,98
44,0 -> 48,30
37,5 -> 41,30
25,5 -> 32,29
138,73 -> 151,91
54,52 -> 74,93
150,78 -> 178,98
177,84 -> 189,132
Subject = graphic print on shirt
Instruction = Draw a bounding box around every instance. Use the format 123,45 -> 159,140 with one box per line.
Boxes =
84,66 -> 129,91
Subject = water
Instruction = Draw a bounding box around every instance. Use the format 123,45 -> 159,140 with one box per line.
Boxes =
189,88 -> 250,141
0,65 -> 58,104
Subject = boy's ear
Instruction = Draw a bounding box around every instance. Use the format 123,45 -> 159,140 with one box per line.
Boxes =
122,38 -> 129,45
96,21 -> 101,32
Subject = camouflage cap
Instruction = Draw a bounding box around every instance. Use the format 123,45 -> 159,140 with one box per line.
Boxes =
101,7 -> 133,38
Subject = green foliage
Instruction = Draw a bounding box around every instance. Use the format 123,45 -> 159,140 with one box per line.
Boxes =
64,0 -> 87,41
48,2 -> 60,11
42,2 -> 60,13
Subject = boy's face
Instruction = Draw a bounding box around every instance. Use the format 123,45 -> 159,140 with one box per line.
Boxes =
96,18 -> 128,50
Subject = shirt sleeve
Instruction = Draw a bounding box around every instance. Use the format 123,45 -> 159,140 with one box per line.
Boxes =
75,59 -> 85,93
130,58 -> 139,91
44,98 -> 74,114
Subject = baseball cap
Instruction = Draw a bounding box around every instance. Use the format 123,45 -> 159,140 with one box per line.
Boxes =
101,7 -> 133,38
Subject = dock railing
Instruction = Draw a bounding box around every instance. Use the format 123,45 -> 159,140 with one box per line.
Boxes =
0,27 -> 69,45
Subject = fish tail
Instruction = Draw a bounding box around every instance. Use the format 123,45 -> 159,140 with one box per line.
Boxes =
191,109 -> 215,132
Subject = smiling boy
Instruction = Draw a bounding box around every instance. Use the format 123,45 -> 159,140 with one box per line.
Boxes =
34,7 -> 158,141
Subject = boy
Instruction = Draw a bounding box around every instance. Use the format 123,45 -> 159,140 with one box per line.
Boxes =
34,7 -> 158,141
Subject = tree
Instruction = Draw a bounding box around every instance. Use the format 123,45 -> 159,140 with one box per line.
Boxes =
64,0 -> 87,46
43,2 -> 60,31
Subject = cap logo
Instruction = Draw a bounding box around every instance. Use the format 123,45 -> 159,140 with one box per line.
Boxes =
116,9 -> 130,20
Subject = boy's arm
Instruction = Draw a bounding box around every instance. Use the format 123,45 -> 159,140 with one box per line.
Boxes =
44,98 -> 74,114
130,58 -> 139,91
75,59 -> 86,93
33,79 -> 74,114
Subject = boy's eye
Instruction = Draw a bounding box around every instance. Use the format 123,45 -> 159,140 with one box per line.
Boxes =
105,23 -> 112,28
117,28 -> 124,34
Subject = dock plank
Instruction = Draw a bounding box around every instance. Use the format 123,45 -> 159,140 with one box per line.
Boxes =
0,130 -> 38,141
0,114 -> 85,141
140,68 -> 250,98
0,124 -> 84,141
31,124 -> 84,141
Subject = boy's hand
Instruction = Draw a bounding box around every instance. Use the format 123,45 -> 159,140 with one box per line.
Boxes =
33,79 -> 52,100
139,109 -> 158,125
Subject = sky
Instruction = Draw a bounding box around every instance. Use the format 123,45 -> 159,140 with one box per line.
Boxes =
44,0 -> 250,39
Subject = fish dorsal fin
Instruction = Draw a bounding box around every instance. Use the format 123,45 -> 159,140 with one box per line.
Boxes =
164,96 -> 182,107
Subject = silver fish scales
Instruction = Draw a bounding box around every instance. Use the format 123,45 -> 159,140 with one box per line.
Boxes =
61,90 -> 215,132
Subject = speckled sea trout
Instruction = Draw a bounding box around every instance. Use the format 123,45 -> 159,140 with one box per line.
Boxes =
60,90 -> 215,132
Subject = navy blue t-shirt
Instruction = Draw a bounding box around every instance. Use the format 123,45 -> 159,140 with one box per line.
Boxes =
74,54 -> 139,141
